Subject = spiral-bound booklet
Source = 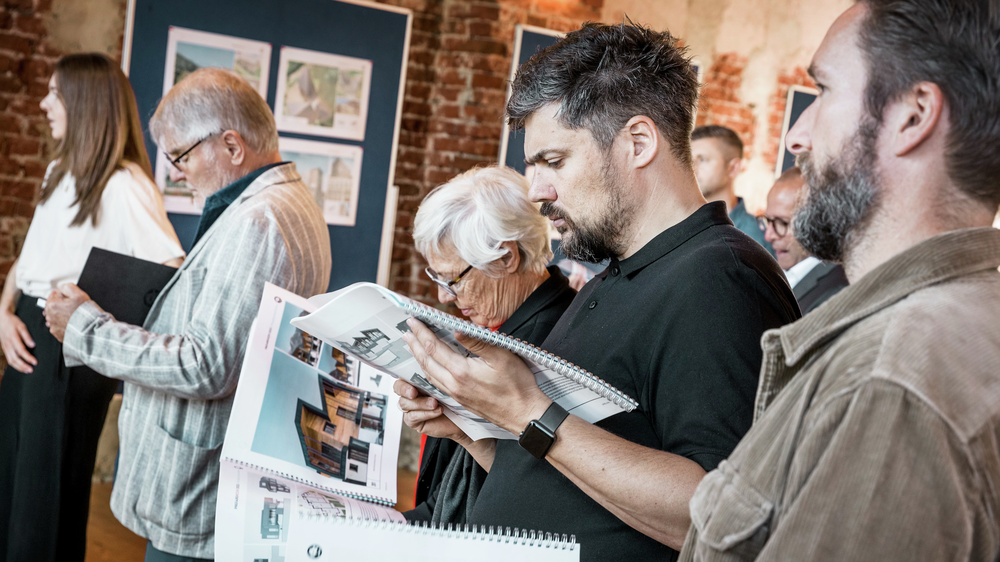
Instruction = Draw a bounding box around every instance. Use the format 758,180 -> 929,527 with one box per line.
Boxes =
216,462 -> 579,562
216,284 -> 407,559
288,513 -> 580,561
291,282 -> 636,441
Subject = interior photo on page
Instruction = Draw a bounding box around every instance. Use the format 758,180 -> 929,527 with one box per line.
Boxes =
220,283 -> 403,506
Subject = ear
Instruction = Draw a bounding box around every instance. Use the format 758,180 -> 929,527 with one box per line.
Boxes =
498,240 -> 521,274
887,81 -> 945,157
219,130 -> 247,166
726,155 -> 743,180
623,115 -> 659,169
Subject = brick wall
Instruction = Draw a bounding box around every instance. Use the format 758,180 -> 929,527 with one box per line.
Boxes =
0,0 -> 58,291
696,53 -> 817,211
378,0 -> 603,305
762,65 -> 814,172
695,52 -> 756,160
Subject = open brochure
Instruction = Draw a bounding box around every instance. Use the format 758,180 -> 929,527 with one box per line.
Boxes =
215,463 -> 405,562
290,282 -> 636,441
216,283 -> 405,560
217,461 -> 579,562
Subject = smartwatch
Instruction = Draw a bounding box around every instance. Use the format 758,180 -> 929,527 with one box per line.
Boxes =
518,402 -> 570,459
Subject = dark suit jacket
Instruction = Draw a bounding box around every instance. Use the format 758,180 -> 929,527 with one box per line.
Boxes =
406,266 -> 577,522
793,260 -> 849,314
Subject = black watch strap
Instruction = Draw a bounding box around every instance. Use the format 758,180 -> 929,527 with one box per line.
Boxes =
518,402 -> 570,459
538,402 -> 570,433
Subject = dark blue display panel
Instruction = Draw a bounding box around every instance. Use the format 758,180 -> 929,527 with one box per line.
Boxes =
501,27 -> 562,174
127,0 -> 409,291
777,88 -> 817,174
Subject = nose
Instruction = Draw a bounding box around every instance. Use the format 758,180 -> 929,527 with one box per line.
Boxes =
763,222 -> 779,244
527,168 -> 556,204
785,99 -> 816,156
436,286 -> 456,304
168,166 -> 186,184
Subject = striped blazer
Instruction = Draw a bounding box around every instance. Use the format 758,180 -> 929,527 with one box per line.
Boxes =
63,163 -> 331,557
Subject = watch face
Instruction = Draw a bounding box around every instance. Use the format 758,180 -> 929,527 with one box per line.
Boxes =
519,420 -> 556,459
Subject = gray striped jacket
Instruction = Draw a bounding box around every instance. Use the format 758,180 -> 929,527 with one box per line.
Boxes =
63,163 -> 331,557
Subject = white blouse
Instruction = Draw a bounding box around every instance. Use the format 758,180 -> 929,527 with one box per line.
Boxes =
16,161 -> 185,298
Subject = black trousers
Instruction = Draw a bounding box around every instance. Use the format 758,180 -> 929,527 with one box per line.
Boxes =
0,294 -> 119,562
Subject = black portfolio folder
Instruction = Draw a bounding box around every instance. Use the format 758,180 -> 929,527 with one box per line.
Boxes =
76,248 -> 178,326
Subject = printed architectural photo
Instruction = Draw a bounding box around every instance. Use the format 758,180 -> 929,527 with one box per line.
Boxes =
283,61 -> 338,128
299,490 -> 347,518
317,344 -> 355,385
295,377 -> 387,484
274,46 -> 372,141
259,477 -> 290,494
335,328 -> 411,370
274,304 -> 322,368
278,138 -> 363,226
260,497 -> 286,541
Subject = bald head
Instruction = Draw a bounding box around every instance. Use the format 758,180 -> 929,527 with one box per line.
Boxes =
764,167 -> 810,270
150,67 -> 279,154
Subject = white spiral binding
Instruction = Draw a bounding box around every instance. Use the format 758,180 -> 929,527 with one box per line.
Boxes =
230,459 -> 394,506
304,514 -> 578,551
399,297 -> 638,412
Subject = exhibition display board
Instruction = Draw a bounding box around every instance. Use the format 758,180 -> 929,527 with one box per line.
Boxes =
498,25 -> 563,175
122,0 -> 411,290
775,85 -> 818,176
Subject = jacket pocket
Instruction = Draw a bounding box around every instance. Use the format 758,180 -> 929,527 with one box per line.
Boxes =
133,423 -> 222,537
689,460 -> 774,558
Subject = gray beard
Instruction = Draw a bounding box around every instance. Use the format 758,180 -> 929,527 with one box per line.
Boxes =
794,118 -> 882,263
541,159 -> 632,264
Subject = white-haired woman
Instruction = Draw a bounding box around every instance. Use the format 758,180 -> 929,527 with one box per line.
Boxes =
400,165 -> 577,525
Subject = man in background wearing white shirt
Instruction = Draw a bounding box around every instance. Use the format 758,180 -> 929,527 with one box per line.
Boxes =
760,166 -> 848,314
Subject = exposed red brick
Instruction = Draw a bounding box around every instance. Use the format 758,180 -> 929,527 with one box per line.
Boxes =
372,0 -> 602,303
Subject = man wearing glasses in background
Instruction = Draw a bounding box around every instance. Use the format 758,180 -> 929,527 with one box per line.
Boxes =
42,68 -> 332,562
760,166 -> 848,314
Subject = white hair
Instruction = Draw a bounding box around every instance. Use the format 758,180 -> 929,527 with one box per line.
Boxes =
414,166 -> 552,276
149,67 -> 278,153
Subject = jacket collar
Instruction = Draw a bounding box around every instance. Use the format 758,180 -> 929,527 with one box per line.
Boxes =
777,227 -> 1000,366
182,162 -> 303,265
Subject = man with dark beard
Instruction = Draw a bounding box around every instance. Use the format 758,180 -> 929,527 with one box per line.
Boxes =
681,1 -> 1000,560
392,22 -> 799,562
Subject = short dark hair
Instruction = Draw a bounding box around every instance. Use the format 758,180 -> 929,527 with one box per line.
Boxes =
506,22 -> 699,164
857,0 -> 1000,207
691,125 -> 744,159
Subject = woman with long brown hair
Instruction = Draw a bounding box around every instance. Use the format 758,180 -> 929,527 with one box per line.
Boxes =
0,53 -> 184,561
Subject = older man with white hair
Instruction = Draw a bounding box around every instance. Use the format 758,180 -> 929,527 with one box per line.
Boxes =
43,68 -> 332,561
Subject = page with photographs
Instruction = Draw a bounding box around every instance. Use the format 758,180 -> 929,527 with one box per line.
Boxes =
221,283 -> 403,506
214,461 -> 405,562
290,283 -> 634,442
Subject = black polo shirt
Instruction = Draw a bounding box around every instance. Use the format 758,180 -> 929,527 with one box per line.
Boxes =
469,202 -> 800,561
